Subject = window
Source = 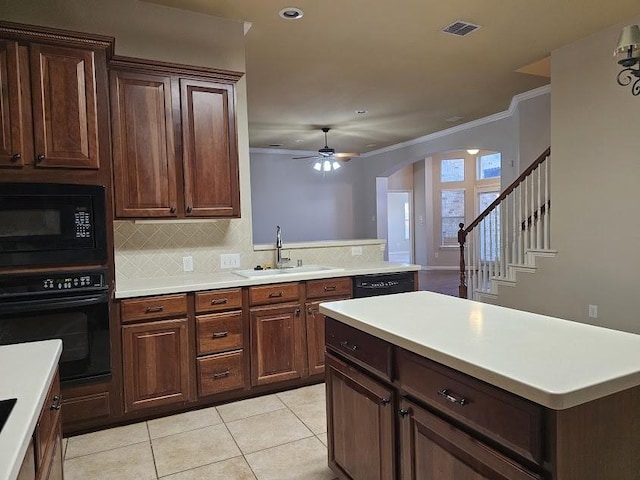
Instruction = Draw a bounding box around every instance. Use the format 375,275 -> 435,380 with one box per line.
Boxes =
478,190 -> 500,261
441,158 -> 464,182
477,153 -> 501,180
441,189 -> 465,245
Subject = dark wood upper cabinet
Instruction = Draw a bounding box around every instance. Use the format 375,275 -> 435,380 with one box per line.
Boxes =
110,70 -> 177,217
181,79 -> 239,217
0,22 -> 113,175
30,44 -> 100,169
109,57 -> 243,219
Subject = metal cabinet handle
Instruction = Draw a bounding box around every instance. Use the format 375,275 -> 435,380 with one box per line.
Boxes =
212,331 -> 228,338
268,291 -> 283,298
211,298 -> 228,305
380,397 -> 391,406
145,306 -> 164,313
324,285 -> 337,291
11,153 -> 21,162
51,395 -> 62,411
437,389 -> 467,406
340,340 -> 358,351
36,154 -> 45,163
170,207 -> 176,214
295,308 -> 301,316
186,206 -> 193,213
398,408 -> 409,417
307,307 -> 313,315
212,370 -> 230,379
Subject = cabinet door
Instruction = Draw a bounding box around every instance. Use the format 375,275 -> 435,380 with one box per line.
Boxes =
326,353 -> 395,480
110,70 -> 178,217
180,78 -> 239,217
122,318 -> 191,412
0,40 -> 27,167
30,44 -> 99,169
398,398 -> 541,480
306,297 -> 350,376
250,304 -> 305,386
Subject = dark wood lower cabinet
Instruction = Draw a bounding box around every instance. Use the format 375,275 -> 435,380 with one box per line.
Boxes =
326,353 -> 395,480
122,318 -> 191,412
399,398 -> 540,480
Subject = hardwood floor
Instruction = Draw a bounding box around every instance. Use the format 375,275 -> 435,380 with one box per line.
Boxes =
417,270 -> 459,297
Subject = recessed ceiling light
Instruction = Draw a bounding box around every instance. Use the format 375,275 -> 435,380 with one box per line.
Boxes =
445,116 -> 463,123
366,143 -> 378,148
355,109 -> 368,114
295,139 -> 304,143
279,7 -> 303,20
268,143 -> 283,147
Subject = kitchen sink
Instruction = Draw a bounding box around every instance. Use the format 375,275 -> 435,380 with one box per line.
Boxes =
233,265 -> 344,279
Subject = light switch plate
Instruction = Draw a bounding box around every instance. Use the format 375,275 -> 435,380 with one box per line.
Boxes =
182,256 -> 194,272
221,253 -> 240,269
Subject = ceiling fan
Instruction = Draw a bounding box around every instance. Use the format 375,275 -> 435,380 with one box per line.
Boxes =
293,128 -> 359,171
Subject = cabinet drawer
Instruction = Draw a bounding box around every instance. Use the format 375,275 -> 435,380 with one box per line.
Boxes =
325,317 -> 393,381
196,311 -> 243,355
397,348 -> 543,464
249,282 -> 299,306
195,288 -> 242,313
121,294 -> 187,322
197,351 -> 244,396
306,277 -> 352,299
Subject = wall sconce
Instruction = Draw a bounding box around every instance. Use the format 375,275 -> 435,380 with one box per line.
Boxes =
614,24 -> 640,96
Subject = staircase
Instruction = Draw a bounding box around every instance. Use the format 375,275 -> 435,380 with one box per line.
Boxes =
458,147 -> 556,300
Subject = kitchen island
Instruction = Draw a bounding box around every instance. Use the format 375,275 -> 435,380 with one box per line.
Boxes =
320,291 -> 640,480
0,340 -> 63,480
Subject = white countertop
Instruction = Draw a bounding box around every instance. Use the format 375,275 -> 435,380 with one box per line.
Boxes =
319,291 -> 640,410
115,262 -> 420,298
0,340 -> 62,480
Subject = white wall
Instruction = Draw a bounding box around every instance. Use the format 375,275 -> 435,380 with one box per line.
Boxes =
250,150 -> 366,243
490,15 -> 640,334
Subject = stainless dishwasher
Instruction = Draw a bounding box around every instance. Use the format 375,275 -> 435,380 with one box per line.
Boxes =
353,272 -> 416,298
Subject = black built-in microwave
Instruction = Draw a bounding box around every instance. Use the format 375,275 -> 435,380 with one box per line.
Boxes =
0,183 -> 107,268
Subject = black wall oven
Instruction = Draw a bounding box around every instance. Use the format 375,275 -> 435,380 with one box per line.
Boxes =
0,183 -> 107,268
0,268 -> 110,385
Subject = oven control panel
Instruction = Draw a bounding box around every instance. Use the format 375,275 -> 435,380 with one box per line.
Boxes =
0,269 -> 107,297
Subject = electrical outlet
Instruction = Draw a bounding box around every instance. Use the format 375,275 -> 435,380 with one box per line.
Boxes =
434,252 -> 439,258
182,256 -> 194,272
588,304 -> 598,318
220,253 -> 240,269
351,246 -> 363,256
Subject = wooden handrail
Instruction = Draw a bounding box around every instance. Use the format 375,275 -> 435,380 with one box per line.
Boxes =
462,147 -> 550,236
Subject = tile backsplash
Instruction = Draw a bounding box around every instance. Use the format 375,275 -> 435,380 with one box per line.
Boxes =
114,220 -> 385,281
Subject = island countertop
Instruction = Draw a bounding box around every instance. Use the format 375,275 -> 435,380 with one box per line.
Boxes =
0,340 -> 62,480
319,291 -> 640,410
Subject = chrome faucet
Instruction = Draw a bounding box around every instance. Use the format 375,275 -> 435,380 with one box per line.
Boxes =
275,225 -> 290,268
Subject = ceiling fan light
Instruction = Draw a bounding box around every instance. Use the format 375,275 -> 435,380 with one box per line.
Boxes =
323,160 -> 332,172
313,161 -> 322,171
467,148 -> 479,155
332,161 -> 341,170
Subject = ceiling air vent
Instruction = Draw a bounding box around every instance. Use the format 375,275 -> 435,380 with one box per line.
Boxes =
442,20 -> 480,37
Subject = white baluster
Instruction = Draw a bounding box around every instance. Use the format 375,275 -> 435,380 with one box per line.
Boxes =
511,192 -> 517,277
536,165 -> 542,249
544,157 -> 550,249
518,183 -> 523,264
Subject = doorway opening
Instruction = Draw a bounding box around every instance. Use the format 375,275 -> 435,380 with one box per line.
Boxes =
387,191 -> 413,263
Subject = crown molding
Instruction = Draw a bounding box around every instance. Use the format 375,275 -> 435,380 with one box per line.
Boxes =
249,84 -> 551,158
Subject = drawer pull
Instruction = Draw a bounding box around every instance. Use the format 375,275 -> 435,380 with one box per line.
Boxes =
380,397 -> 391,406
268,291 -> 283,298
324,285 -> 337,291
212,331 -> 229,338
211,298 -> 228,305
51,395 -> 62,411
437,389 -> 467,407
212,370 -> 230,379
398,408 -> 409,417
145,306 -> 164,313
340,340 -> 358,352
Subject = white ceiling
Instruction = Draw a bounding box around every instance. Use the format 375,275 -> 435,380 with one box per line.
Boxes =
145,0 -> 640,155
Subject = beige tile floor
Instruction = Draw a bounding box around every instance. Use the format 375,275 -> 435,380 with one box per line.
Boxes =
63,383 -> 337,480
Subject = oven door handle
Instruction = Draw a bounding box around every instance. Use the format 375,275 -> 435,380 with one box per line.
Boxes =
0,291 -> 109,315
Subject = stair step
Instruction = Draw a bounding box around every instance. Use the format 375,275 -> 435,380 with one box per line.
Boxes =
508,263 -> 537,273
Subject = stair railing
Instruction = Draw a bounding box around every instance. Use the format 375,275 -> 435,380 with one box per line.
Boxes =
458,147 -> 551,299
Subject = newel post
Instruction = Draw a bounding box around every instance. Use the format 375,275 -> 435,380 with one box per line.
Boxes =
458,223 -> 467,298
